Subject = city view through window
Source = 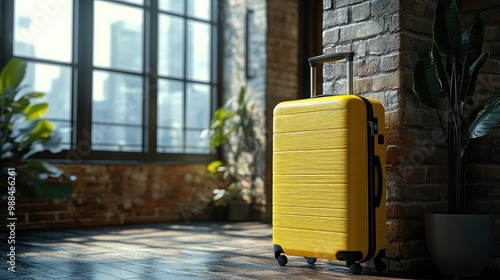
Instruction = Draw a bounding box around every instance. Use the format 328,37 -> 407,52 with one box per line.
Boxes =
11,0 -> 217,160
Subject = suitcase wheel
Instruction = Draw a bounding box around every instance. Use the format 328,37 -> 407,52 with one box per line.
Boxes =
375,260 -> 387,273
349,263 -> 362,275
277,255 -> 288,266
305,257 -> 317,265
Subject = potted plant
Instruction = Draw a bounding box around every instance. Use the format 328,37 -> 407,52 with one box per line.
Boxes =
205,87 -> 263,222
1,57 -> 74,199
412,0 -> 498,277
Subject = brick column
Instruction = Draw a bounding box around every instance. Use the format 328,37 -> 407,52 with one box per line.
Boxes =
264,0 -> 300,222
323,0 -> 500,271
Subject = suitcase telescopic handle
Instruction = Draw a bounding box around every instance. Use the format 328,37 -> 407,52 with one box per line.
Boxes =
308,52 -> 354,97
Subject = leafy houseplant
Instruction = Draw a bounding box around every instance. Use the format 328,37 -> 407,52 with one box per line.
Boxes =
412,0 -> 498,277
206,87 -> 263,221
1,58 -> 74,199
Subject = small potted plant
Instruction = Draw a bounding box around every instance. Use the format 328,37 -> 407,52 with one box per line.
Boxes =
411,0 -> 499,277
205,87 -> 262,222
0,57 -> 74,199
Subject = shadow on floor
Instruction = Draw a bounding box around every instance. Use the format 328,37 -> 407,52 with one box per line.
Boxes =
0,222 -> 498,280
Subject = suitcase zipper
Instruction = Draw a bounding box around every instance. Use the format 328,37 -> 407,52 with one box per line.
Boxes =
359,97 -> 378,263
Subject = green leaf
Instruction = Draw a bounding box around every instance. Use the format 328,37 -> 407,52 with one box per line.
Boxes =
0,58 -> 26,92
1,86 -> 16,99
30,119 -> 54,139
458,13 -> 484,66
24,103 -> 49,120
433,0 -> 462,55
207,160 -> 224,174
432,45 -> 450,94
464,53 -> 488,102
412,51 -> 447,108
22,91 -> 45,99
209,107 -> 236,149
11,96 -> 30,114
468,90 -> 500,138
459,14 -> 485,100
13,121 -> 38,143
25,173 -> 73,199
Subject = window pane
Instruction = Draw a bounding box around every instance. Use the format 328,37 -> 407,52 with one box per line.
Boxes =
13,0 -> 73,62
187,0 -> 211,20
94,1 -> 143,72
117,0 -> 144,5
92,71 -> 143,151
158,15 -> 184,78
92,126 -> 142,152
17,62 -> 72,149
186,130 -> 208,154
159,0 -> 185,14
186,21 -> 210,82
186,83 -> 210,129
186,83 -> 210,153
157,79 -> 183,153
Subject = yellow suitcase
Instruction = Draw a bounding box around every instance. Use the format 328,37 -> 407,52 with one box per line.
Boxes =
272,52 -> 386,275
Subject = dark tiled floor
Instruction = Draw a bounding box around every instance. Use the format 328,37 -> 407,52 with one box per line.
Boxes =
0,222 -> 498,279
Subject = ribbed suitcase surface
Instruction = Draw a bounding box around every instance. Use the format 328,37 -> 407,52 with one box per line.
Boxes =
272,52 -> 386,275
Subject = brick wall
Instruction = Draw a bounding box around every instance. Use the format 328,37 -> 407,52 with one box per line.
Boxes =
264,0 -> 300,222
4,164 -> 214,230
221,0 -> 267,219
323,0 -> 500,272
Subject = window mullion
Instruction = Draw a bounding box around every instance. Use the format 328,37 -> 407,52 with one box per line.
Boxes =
146,0 -> 158,154
182,2 -> 188,153
75,0 -> 94,153
0,0 -> 14,67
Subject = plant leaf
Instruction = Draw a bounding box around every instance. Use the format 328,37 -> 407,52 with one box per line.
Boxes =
458,13 -> 484,66
24,103 -> 49,120
24,173 -> 73,199
30,119 -> 54,139
11,97 -> 30,114
207,160 -> 224,174
432,45 -> 450,94
433,0 -> 462,55
412,51 -> 447,108
0,58 -> 26,92
459,14 -> 485,100
464,53 -> 488,103
468,89 -> 500,138
21,91 -> 45,99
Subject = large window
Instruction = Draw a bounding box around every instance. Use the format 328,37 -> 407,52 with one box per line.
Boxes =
1,0 -> 219,163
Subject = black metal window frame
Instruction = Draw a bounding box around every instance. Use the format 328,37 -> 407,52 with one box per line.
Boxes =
0,0 -> 221,165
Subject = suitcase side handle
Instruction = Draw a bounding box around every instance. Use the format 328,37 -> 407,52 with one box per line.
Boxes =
373,155 -> 383,208
308,52 -> 354,97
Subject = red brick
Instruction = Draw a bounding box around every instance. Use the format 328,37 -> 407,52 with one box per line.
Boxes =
469,164 -> 500,180
462,1 -> 500,13
387,219 -> 425,241
425,165 -> 447,184
387,202 -> 425,219
29,213 -> 57,222
388,184 -> 445,202
402,108 -> 425,127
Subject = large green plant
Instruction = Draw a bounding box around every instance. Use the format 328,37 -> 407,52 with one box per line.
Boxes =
206,87 -> 262,206
412,0 -> 500,214
1,58 -> 74,199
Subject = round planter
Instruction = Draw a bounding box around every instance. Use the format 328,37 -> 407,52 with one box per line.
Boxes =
228,200 -> 250,222
425,213 -> 495,278
213,205 -> 229,221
